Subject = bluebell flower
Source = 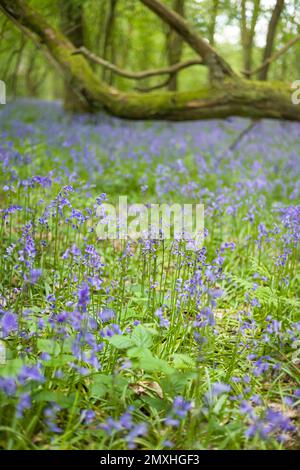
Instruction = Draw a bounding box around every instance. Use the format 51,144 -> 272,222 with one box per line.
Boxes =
0,377 -> 16,396
98,308 -> 115,323
1,311 -> 18,337
18,364 -> 45,384
81,409 -> 96,424
16,393 -> 31,418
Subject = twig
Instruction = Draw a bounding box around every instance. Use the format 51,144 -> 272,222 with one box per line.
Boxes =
242,34 -> 300,77
135,76 -> 172,92
228,119 -> 259,152
72,46 -> 203,80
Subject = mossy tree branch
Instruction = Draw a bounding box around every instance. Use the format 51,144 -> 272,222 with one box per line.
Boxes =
0,0 -> 299,121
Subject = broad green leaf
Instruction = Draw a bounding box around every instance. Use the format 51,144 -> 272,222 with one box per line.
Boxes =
90,374 -> 129,397
107,335 -> 135,349
0,358 -> 24,377
136,349 -> 174,374
161,371 -> 197,395
42,354 -> 74,367
131,325 -> 153,349
34,390 -> 76,408
172,353 -> 195,370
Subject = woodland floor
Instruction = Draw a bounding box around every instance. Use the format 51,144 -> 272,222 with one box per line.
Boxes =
0,100 -> 299,450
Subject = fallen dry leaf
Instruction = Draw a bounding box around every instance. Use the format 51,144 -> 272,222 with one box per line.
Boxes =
130,380 -> 164,399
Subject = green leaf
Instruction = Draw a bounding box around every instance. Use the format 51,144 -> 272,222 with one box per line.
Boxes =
90,374 -> 129,397
172,353 -> 195,370
161,371 -> 197,395
34,390 -> 76,408
37,338 -> 72,356
107,335 -> 135,349
136,349 -> 174,374
42,354 -> 74,368
131,325 -> 154,349
0,358 -> 24,377
37,338 -> 59,356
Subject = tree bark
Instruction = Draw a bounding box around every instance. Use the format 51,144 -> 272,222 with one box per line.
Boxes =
208,0 -> 219,46
102,0 -> 118,85
259,0 -> 284,81
139,0 -> 237,80
166,0 -> 185,91
0,0 -> 299,121
240,0 -> 260,76
208,0 -> 219,82
59,0 -> 87,112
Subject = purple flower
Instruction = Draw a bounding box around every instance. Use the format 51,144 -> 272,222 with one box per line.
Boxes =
81,409 -> 96,424
265,408 -> 295,434
101,407 -> 134,435
155,308 -> 170,329
204,382 -> 231,406
77,282 -> 90,312
173,396 -> 193,417
126,423 -> 148,449
294,389 -> 300,398
26,268 -> 42,284
40,352 -> 51,361
0,377 -> 16,396
165,396 -> 192,427
18,364 -> 45,384
119,409 -> 134,430
240,401 -> 255,419
44,404 -> 63,433
165,417 -> 180,427
1,311 -> 18,337
283,396 -> 294,406
16,393 -> 31,418
211,382 -> 231,396
98,308 -> 115,323
244,406 -> 296,441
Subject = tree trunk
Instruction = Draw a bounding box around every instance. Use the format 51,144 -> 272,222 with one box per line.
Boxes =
259,0 -> 284,81
59,0 -> 87,112
240,0 -> 260,75
208,0 -> 219,46
0,0 -> 299,121
140,0 -> 237,81
166,0 -> 185,91
102,0 -> 118,85
208,0 -> 219,82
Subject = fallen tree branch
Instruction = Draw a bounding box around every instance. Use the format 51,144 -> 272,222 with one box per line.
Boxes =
243,34 -> 300,77
1,0 -> 300,122
72,46 -> 203,79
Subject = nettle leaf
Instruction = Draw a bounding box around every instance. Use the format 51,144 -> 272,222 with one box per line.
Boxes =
107,335 -> 135,349
135,349 -> 174,374
127,346 -> 145,358
161,371 -> 197,395
90,373 -> 129,398
172,353 -> 195,370
131,324 -> 154,348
